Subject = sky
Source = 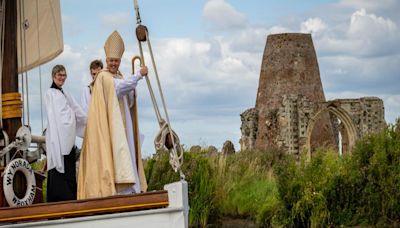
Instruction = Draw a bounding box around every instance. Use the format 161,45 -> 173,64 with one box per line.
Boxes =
25,0 -> 400,157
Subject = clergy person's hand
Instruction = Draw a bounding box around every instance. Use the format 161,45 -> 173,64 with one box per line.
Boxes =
140,66 -> 148,77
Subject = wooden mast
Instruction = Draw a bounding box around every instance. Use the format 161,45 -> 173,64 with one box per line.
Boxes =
2,0 -> 21,142
0,0 -> 30,207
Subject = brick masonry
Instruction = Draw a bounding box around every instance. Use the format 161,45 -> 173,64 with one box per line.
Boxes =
240,33 -> 385,156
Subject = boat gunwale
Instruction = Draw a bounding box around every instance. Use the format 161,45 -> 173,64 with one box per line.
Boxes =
0,190 -> 169,223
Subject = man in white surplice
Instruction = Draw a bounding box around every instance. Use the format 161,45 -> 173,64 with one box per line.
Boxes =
80,59 -> 103,114
77,31 -> 148,199
45,64 -> 86,202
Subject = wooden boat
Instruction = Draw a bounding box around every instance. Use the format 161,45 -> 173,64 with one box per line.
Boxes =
0,0 -> 188,227
0,181 -> 188,227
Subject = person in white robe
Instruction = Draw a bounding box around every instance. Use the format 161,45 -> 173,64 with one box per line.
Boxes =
80,59 -> 103,113
77,31 -> 147,199
45,64 -> 86,202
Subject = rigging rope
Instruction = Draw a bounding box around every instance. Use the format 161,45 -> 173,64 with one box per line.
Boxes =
133,0 -> 184,179
137,43 -> 162,123
39,63 -> 43,132
146,34 -> 173,127
35,0 -> 43,131
18,0 -> 30,126
24,68 -> 29,126
18,0 -> 25,125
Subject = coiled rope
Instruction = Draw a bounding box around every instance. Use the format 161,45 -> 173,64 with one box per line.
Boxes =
133,0 -> 184,179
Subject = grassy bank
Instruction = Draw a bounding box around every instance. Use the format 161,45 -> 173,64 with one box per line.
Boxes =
145,148 -> 283,226
145,123 -> 400,227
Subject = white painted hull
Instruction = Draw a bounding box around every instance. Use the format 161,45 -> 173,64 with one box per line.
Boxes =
1,181 -> 189,228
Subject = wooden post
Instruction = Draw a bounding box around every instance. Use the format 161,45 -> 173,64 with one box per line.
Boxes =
1,0 -> 24,207
2,0 -> 21,142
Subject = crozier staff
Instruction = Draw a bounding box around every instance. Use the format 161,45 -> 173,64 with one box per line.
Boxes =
45,65 -> 86,202
78,31 -> 148,200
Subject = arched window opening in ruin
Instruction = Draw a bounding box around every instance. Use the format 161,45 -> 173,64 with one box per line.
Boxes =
305,106 -> 357,159
308,110 -> 337,155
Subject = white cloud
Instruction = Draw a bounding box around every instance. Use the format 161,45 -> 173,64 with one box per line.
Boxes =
349,8 -> 397,35
231,28 -> 273,53
138,37 -> 258,108
229,25 -> 292,53
300,17 -> 326,35
128,36 -> 261,154
315,8 -> 400,57
347,8 -> 399,56
203,0 -> 247,31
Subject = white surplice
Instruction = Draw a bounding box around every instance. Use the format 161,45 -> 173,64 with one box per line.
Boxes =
80,85 -> 91,114
45,89 -> 87,173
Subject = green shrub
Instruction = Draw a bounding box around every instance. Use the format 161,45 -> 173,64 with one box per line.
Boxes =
344,128 -> 400,225
272,126 -> 400,227
273,150 -> 339,227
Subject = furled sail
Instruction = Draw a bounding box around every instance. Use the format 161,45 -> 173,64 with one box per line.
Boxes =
17,0 -> 63,73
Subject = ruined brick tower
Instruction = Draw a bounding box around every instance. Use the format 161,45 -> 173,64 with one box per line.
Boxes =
241,33 -> 386,156
241,33 -> 336,154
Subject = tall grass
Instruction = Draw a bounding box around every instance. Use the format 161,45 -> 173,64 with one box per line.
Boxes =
215,150 -> 280,221
145,149 -> 219,227
144,123 -> 400,227
145,148 -> 281,227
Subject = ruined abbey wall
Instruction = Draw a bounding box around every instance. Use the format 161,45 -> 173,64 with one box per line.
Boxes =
240,33 -> 386,156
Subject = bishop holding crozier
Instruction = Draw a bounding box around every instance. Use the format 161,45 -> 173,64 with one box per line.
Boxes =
77,31 -> 148,199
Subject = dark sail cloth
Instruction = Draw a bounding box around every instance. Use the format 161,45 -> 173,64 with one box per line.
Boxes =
47,147 -> 77,202
46,82 -> 77,202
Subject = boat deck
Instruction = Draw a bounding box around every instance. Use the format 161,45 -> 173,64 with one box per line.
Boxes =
0,190 -> 168,224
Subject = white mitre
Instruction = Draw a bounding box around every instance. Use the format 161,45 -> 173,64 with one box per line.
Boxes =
104,30 -> 125,58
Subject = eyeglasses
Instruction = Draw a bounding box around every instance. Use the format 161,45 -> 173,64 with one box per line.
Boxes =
56,73 -> 67,77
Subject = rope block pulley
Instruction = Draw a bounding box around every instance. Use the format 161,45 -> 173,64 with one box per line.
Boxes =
136,25 -> 148,42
